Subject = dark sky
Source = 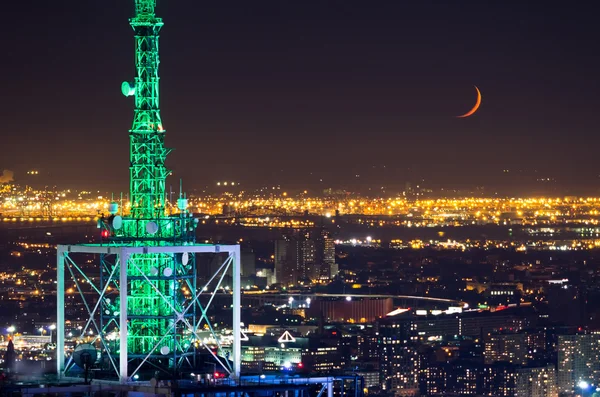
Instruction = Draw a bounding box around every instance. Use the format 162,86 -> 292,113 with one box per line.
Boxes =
2,1 -> 599,193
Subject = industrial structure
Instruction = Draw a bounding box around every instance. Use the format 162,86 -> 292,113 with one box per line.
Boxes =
56,0 -> 241,384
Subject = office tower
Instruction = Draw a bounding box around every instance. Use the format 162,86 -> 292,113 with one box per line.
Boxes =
274,235 -> 318,285
316,230 -> 337,279
274,238 -> 288,284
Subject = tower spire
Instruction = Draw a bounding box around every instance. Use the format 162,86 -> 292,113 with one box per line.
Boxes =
122,0 -> 169,220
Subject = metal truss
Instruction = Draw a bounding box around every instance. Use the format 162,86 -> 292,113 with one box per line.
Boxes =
128,0 -> 168,220
57,243 -> 241,384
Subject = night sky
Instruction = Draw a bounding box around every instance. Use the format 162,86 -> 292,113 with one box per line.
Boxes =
2,1 -> 599,193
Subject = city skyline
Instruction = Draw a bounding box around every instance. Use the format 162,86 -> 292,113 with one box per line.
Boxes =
2,1 -> 599,192
4,1 -> 600,394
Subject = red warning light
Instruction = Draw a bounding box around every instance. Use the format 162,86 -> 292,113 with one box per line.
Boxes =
298,363 -> 303,368
214,372 -> 221,378
101,230 -> 109,238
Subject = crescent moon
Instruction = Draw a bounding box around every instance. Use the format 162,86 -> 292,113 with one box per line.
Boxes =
456,85 -> 482,118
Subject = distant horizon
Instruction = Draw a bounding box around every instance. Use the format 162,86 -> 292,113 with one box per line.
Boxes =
2,168 -> 600,198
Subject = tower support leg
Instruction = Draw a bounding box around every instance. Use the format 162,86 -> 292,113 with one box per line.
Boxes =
232,246 -> 241,380
119,250 -> 130,384
56,248 -> 66,377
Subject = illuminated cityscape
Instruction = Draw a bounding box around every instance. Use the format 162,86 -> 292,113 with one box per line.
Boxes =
2,0 -> 600,396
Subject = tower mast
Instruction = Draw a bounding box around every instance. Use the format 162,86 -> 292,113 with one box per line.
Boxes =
57,0 -> 242,384
123,0 -> 169,220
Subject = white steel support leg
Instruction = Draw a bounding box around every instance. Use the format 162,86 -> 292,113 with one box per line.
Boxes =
56,247 -> 66,377
119,250 -> 130,384
327,379 -> 334,397
232,246 -> 241,380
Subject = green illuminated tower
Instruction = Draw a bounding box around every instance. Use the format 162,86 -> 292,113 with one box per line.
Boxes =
105,0 -> 197,378
57,0 -> 241,384
122,0 -> 168,220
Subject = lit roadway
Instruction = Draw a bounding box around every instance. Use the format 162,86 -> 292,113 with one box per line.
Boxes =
243,291 -> 463,306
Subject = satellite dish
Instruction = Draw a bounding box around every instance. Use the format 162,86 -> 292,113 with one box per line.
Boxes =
163,267 -> 173,277
146,221 -> 158,235
181,252 -> 189,266
121,81 -> 135,97
150,378 -> 157,387
150,266 -> 159,276
160,346 -> 170,355
112,215 -> 123,230
73,343 -> 98,368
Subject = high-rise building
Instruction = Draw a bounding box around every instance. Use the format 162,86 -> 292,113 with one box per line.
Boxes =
316,230 -> 337,279
481,363 -> 518,397
274,235 -> 318,285
379,323 -> 420,395
485,333 -> 528,366
274,239 -> 288,285
557,333 -> 600,394
241,250 -> 256,277
515,365 -> 557,397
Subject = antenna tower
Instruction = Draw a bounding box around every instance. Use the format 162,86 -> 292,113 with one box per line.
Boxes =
57,0 -> 241,383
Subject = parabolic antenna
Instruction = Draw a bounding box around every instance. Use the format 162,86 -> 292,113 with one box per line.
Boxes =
73,343 -> 98,368
112,215 -> 123,230
146,221 -> 159,235
160,346 -> 170,355
163,267 -> 173,277
121,81 -> 135,97
181,252 -> 189,266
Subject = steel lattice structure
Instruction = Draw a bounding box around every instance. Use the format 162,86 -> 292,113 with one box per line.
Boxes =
57,0 -> 241,384
126,0 -> 168,220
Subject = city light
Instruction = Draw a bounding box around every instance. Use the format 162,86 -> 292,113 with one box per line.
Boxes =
578,381 -> 589,389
